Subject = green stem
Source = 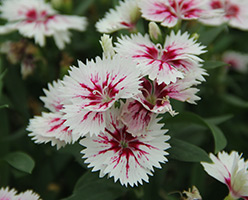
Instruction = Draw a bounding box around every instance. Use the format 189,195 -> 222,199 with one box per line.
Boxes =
224,193 -> 236,200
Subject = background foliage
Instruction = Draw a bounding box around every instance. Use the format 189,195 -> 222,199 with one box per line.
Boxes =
0,0 -> 248,199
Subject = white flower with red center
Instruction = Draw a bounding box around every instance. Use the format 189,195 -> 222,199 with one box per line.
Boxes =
95,0 -> 141,33
61,56 -> 141,137
0,187 -> 17,200
80,107 -> 170,187
200,0 -> 248,30
121,99 -> 157,136
201,151 -> 248,200
27,80 -> 75,149
115,31 -> 206,84
133,75 -> 203,115
0,0 -> 87,49
222,51 -> 248,73
138,0 -> 210,28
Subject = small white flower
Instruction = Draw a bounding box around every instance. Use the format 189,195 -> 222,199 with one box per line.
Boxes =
80,107 -> 170,187
138,0 -> 214,28
40,80 -> 65,112
96,0 -> 141,33
16,190 -> 41,200
201,151 -> 248,200
61,55 -> 141,137
0,0 -> 87,49
115,31 -> 206,84
132,73 -> 204,116
27,112 -> 76,149
199,0 -> 248,30
0,187 -> 17,200
27,80 -> 75,149
222,51 -> 248,73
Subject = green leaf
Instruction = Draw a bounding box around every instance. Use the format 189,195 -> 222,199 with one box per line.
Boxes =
203,60 -> 228,70
163,112 -> 227,153
168,138 -> 211,162
63,171 -> 127,200
4,152 -> 35,174
205,114 -> 233,125
198,24 -> 228,45
0,104 -> 8,110
74,0 -> 95,15
223,94 -> 248,108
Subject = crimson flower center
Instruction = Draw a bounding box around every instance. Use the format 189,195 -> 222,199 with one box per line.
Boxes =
25,9 -> 53,22
226,4 -> 239,18
210,1 -> 223,9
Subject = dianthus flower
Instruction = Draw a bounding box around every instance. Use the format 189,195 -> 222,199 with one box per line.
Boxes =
0,0 -> 87,49
199,0 -> 248,30
61,55 -> 141,137
27,80 -> 75,149
0,187 -> 41,200
138,0 -> 215,27
222,51 -> 248,73
115,31 -> 206,84
95,0 -> 140,33
201,151 -> 248,200
120,99 -> 157,136
80,107 -> 170,187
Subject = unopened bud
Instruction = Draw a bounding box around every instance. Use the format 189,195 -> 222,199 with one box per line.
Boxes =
100,34 -> 115,58
191,33 -> 200,41
149,22 -> 162,42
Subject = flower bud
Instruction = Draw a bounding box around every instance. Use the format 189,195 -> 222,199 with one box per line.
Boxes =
148,22 -> 162,42
100,34 -> 115,58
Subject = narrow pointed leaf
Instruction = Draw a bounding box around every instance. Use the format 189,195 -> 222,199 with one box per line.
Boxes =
4,152 -> 35,174
168,138 -> 211,162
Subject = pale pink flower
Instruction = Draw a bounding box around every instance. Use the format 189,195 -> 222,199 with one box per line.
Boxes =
200,0 -> 248,30
0,187 -> 17,200
133,75 -> 203,115
115,31 -> 206,84
61,56 -> 141,137
95,0 -> 140,33
201,151 -> 248,200
121,99 -> 157,136
222,51 -> 248,73
0,0 -> 87,49
80,107 -> 170,187
138,0 -> 211,28
27,80 -> 75,149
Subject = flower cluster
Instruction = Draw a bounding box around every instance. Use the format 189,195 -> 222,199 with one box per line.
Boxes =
0,0 -> 87,49
0,187 -> 41,200
96,0 -> 248,33
201,151 -> 248,200
27,25 -> 207,186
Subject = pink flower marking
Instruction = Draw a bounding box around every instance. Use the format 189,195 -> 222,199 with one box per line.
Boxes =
226,4 -> 239,18
139,0 -> 205,27
121,99 -> 155,136
78,73 -> 126,110
115,32 -> 206,84
80,107 -> 170,187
